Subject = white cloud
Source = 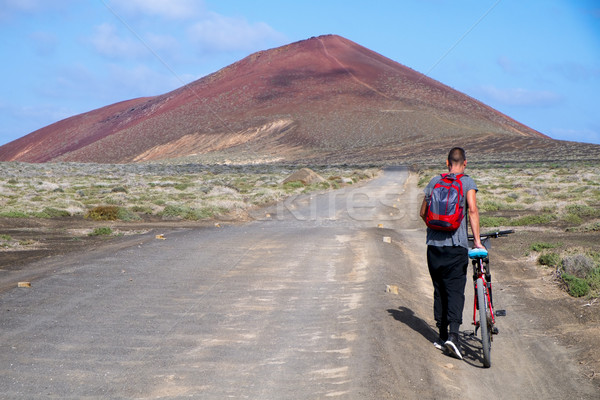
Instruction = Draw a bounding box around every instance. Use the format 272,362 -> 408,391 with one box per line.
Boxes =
107,0 -> 204,20
105,64 -> 184,97
90,23 -> 148,59
477,85 -> 563,107
188,13 -> 286,53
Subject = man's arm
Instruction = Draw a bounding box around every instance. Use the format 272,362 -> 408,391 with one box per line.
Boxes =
467,189 -> 484,248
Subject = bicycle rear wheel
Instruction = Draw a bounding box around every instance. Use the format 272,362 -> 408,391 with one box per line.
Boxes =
477,277 -> 491,367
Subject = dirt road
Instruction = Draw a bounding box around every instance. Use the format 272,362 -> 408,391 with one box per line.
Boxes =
0,168 -> 597,398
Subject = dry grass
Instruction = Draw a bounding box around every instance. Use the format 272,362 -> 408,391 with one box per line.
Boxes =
0,162 -> 378,221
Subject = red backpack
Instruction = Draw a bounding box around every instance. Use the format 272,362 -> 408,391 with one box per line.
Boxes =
425,174 -> 465,231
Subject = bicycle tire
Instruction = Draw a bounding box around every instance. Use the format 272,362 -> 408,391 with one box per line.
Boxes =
477,277 -> 492,368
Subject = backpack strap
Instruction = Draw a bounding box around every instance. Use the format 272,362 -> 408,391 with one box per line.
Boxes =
441,173 -> 464,181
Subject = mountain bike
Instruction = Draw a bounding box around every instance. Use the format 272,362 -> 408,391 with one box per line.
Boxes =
468,229 -> 514,368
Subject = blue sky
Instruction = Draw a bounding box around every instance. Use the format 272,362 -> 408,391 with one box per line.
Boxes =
1,0 -> 599,147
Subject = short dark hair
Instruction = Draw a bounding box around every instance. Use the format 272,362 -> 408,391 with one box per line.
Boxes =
448,147 -> 466,166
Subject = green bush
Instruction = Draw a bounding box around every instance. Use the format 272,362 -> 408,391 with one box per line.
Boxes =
0,211 -> 29,218
130,205 -> 153,214
567,222 -> 600,232
480,216 -> 508,227
510,214 -> 555,226
116,208 -> 141,221
565,204 -> 600,218
561,273 -> 590,297
588,268 -> 600,296
479,201 -> 503,212
530,242 -> 561,252
85,205 -> 120,221
562,213 -> 583,225
538,252 -> 561,267
43,207 -> 71,218
283,181 -> 305,191
160,204 -> 226,220
88,227 -> 113,236
161,204 -> 191,219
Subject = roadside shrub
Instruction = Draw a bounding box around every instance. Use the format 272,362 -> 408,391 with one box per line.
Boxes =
193,206 -> 228,220
567,222 -> 600,232
303,181 -> 331,192
283,181 -> 305,191
417,176 -> 430,187
565,204 -> 600,218
588,268 -> 600,296
538,252 -> 561,267
0,211 -> 29,218
88,227 -> 113,236
561,254 -> 596,279
562,213 -> 583,225
510,214 -> 555,226
505,193 -> 518,203
42,207 -> 71,218
530,242 -> 561,252
85,205 -> 120,221
160,204 -> 227,220
561,273 -> 590,297
161,204 -> 191,219
480,216 -> 508,227
130,205 -> 153,214
479,201 -> 503,212
116,207 -> 141,221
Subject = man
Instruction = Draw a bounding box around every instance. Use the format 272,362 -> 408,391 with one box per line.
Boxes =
419,147 -> 484,360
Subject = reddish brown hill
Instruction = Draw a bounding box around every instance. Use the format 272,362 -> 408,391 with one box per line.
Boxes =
3,34 -> 596,164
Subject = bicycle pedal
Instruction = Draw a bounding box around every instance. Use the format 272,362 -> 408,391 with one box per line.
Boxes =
496,309 -> 507,317
491,326 -> 499,335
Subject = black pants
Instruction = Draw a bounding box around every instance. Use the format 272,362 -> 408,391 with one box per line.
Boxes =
427,245 -> 468,336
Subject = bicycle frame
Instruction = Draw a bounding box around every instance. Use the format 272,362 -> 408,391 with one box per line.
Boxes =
472,254 -> 495,333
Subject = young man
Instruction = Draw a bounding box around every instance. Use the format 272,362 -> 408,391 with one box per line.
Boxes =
419,147 -> 484,360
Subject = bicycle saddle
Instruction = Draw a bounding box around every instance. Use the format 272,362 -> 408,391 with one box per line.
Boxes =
468,248 -> 488,259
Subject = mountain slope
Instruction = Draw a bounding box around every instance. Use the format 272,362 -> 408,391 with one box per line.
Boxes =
1,34 -> 586,164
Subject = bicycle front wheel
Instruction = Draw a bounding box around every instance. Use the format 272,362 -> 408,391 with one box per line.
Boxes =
477,277 -> 491,368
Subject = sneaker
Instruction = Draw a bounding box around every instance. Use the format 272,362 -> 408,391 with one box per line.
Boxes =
433,338 -> 446,350
444,333 -> 463,360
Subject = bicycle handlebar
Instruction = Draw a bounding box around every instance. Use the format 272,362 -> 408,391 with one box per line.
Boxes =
468,229 -> 514,241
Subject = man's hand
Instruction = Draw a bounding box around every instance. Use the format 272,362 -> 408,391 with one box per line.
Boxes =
473,239 -> 486,250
